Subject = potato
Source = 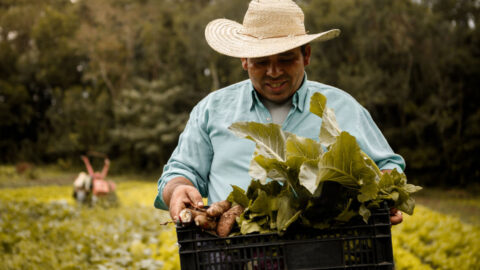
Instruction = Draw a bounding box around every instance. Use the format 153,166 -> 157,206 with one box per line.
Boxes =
206,200 -> 232,217
216,204 -> 244,237
178,208 -> 206,224
194,215 -> 217,230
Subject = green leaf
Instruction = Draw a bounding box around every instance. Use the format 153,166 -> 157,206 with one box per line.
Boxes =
246,179 -> 283,200
362,151 -> 382,176
246,180 -> 263,199
278,209 -> 302,234
390,169 -> 407,186
317,132 -> 377,189
253,155 -> 289,182
390,191 -> 399,201
309,92 -> 341,147
249,188 -> 280,219
357,177 -> 379,203
404,184 -> 423,193
230,122 -> 293,184
256,216 -> 269,226
227,185 -> 249,208
248,158 -> 267,183
286,134 -> 323,160
239,218 -> 263,235
379,171 -> 395,190
261,180 -> 284,196
229,122 -> 288,161
249,189 -> 269,214
298,159 -> 320,194
309,92 -> 327,118
398,197 -> 416,215
285,156 -> 308,182
276,189 -> 302,233
377,169 -> 421,215
335,199 -> 357,222
397,186 -> 410,203
359,203 -> 371,223
319,108 -> 342,147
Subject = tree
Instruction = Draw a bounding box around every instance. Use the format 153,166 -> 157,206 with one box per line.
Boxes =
111,79 -> 192,169
304,0 -> 480,186
1,0 -> 479,185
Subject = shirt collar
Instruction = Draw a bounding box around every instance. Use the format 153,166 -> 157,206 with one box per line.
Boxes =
293,72 -> 308,113
249,72 -> 309,112
249,85 -> 262,111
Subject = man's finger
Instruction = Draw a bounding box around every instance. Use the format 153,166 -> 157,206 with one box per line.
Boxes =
169,186 -> 200,221
169,197 -> 188,222
186,187 -> 204,208
169,204 -> 182,222
390,209 -> 403,225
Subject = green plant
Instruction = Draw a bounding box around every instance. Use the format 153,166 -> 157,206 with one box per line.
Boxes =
227,92 -> 421,234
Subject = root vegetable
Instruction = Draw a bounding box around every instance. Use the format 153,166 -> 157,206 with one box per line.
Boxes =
178,208 -> 207,224
194,215 -> 217,230
206,200 -> 231,217
178,208 -> 192,223
216,204 -> 244,237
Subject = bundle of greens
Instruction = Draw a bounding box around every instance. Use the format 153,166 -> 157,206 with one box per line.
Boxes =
226,92 -> 422,235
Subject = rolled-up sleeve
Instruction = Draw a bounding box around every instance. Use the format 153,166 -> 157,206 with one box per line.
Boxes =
154,102 -> 213,210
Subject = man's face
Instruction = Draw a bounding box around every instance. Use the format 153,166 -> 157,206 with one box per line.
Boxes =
241,45 -> 311,103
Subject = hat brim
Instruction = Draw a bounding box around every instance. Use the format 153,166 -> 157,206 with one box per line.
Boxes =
205,19 -> 341,58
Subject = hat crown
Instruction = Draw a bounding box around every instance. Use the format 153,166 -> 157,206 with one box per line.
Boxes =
242,0 -> 306,39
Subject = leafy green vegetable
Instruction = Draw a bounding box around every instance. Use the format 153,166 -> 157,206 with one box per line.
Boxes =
227,92 -> 422,235
286,134 -> 323,160
226,185 -> 249,208
229,122 -> 290,183
229,122 -> 288,162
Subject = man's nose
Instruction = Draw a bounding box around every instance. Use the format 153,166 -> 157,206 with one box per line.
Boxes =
266,61 -> 283,77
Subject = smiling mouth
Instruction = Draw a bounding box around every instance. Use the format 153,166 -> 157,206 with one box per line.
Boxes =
269,82 -> 283,87
266,81 -> 287,89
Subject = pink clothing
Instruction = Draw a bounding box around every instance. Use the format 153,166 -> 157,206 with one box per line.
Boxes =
81,156 -> 110,180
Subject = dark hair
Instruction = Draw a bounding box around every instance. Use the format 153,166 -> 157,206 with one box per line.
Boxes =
300,44 -> 309,56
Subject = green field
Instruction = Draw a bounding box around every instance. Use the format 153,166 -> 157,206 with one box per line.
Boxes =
1,166 -> 479,269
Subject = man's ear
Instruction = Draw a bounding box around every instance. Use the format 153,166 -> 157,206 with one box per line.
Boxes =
303,44 -> 312,66
241,58 -> 248,70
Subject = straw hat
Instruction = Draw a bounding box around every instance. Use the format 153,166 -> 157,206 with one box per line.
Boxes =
205,0 -> 340,58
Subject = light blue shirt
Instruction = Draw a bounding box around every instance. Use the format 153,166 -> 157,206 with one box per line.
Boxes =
154,75 -> 405,210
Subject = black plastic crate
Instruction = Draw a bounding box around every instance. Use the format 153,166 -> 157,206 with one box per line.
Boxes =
176,205 -> 394,270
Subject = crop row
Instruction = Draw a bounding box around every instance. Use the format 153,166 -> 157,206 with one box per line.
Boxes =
392,205 -> 480,270
0,182 -> 180,270
1,183 -> 479,269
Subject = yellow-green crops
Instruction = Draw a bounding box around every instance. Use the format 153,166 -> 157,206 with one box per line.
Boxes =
2,183 -> 479,270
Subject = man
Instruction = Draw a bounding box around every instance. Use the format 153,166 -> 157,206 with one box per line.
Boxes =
154,0 -> 404,225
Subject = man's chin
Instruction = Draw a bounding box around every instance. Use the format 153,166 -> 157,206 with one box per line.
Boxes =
267,94 -> 292,104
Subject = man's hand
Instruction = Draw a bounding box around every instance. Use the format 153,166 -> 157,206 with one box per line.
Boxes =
390,208 -> 403,225
381,169 -> 404,225
163,177 -> 203,223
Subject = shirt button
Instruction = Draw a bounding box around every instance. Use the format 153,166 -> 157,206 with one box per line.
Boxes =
266,117 -> 271,121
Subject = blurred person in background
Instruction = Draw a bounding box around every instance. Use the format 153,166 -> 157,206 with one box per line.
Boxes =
73,155 -> 115,204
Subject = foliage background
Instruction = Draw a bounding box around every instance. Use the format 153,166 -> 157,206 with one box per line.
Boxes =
1,0 -> 479,187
